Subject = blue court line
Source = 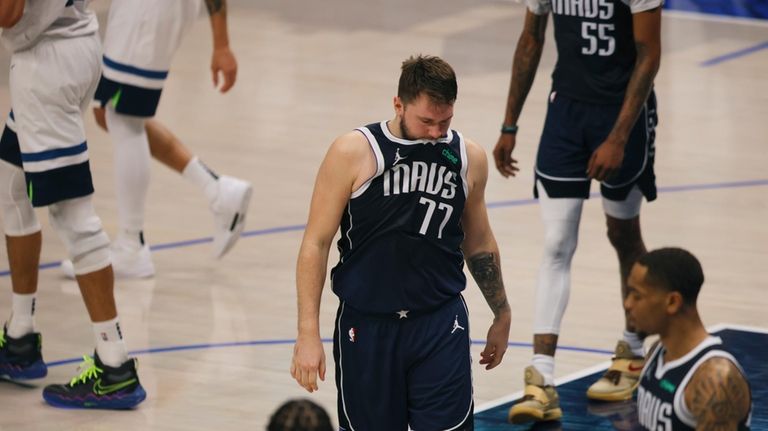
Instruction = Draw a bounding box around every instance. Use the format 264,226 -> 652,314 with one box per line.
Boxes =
700,40 -> 768,67
0,178 -> 765,277
44,339 -> 613,368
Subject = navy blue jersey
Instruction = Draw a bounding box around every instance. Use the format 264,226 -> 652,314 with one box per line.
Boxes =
330,121 -> 468,314
528,0 -> 662,103
638,336 -> 752,430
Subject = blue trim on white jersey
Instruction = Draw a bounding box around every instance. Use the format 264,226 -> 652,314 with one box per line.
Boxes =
21,142 -> 87,162
103,56 -> 169,80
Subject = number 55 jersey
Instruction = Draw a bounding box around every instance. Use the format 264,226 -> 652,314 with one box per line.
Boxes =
527,0 -> 663,104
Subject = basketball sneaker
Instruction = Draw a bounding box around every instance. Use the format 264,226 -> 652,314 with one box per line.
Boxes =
586,340 -> 645,401
210,175 -> 252,259
43,353 -> 146,409
508,366 -> 563,424
0,326 -> 47,380
60,239 -> 155,279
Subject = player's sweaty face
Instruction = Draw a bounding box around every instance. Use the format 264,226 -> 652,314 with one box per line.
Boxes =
400,94 -> 454,141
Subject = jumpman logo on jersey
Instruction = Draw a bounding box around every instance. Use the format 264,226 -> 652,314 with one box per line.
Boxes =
451,315 -> 465,334
393,148 -> 407,165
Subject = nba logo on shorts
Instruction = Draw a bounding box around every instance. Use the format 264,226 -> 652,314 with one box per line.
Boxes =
348,327 -> 356,343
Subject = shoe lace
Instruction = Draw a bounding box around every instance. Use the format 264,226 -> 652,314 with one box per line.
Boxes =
602,369 -> 623,385
69,356 -> 103,386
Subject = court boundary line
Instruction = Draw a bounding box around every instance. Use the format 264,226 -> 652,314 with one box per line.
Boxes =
473,322 -> 768,413
44,339 -> 613,368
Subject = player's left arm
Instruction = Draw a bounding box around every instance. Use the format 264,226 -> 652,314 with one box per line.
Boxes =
205,0 -> 237,93
587,5 -> 661,181
0,0 -> 25,28
461,139 -> 511,370
685,357 -> 751,431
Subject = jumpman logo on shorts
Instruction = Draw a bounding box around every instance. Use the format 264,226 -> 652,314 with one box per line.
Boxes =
393,148 -> 407,165
451,315 -> 465,334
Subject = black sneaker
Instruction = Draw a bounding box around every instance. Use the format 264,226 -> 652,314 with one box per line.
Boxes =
43,352 -> 146,409
0,326 -> 47,380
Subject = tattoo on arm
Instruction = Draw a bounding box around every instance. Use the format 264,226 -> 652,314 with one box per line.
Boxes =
610,39 -> 659,139
687,358 -> 751,431
204,0 -> 226,16
505,14 -> 547,124
467,252 -> 509,317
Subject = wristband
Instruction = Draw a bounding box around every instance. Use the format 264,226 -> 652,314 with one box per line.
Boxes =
501,124 -> 518,134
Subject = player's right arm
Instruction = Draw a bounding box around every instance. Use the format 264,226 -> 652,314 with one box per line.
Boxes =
684,356 -> 751,431
0,0 -> 24,28
291,131 -> 372,393
493,8 -> 548,178
204,0 -> 237,93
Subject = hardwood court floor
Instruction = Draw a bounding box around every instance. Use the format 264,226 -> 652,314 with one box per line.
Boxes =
0,1 -> 766,429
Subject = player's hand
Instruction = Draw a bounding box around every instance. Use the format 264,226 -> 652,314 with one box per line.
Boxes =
211,46 -> 238,93
492,134 -> 520,178
290,333 -> 326,393
92,106 -> 108,131
587,136 -> 625,182
479,310 -> 511,370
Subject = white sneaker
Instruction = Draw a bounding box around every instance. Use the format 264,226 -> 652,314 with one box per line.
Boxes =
60,242 -> 155,279
210,175 -> 252,259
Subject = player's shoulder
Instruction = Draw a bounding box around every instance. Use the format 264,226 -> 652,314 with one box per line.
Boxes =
462,137 -> 488,164
685,355 -> 750,416
327,129 -> 372,162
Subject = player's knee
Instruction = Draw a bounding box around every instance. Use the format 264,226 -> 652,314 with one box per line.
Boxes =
0,160 -> 41,235
48,196 -> 110,275
542,227 -> 578,264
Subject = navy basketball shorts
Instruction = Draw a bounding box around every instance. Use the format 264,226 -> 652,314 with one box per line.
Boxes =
333,295 -> 474,431
534,90 -> 658,202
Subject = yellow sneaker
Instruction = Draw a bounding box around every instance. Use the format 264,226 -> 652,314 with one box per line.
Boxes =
586,340 -> 645,401
508,366 -> 563,424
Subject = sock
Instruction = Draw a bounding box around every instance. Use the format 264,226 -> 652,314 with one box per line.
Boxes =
106,109 -> 150,244
532,354 -> 555,386
182,157 -> 218,201
623,330 -> 645,357
7,293 -> 36,338
115,229 -> 145,250
93,317 -> 128,368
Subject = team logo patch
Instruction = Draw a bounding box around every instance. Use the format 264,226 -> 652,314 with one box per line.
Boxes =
348,327 -> 356,343
441,148 -> 459,165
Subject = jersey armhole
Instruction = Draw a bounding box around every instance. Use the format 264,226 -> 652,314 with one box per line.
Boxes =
351,127 -> 385,199
674,350 -> 745,429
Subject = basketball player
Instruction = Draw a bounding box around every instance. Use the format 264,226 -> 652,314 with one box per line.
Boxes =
493,0 -> 662,422
291,55 -> 511,430
59,0 -> 252,279
629,248 -> 752,430
0,0 -> 144,408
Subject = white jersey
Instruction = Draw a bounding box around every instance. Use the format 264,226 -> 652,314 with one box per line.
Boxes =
1,0 -> 98,53
102,0 -> 203,90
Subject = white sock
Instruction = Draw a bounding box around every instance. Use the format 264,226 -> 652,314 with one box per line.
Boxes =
182,157 -> 218,201
7,293 -> 36,338
115,229 -> 145,251
106,109 -> 150,243
623,330 -> 645,357
532,354 -> 555,386
93,317 -> 128,368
